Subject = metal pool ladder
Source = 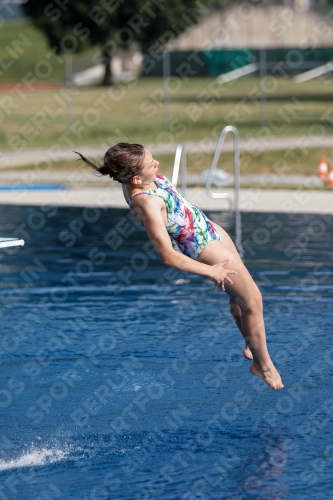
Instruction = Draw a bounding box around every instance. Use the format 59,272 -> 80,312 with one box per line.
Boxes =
171,126 -> 240,210
205,125 -> 240,212
205,125 -> 244,258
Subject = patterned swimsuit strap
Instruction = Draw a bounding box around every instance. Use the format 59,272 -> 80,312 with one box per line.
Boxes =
127,189 -> 157,204
127,176 -> 163,204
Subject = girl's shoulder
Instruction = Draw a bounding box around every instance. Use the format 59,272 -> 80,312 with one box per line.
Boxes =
127,185 -> 162,206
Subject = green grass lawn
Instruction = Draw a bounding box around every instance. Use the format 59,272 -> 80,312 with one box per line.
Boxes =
1,21 -> 333,176
1,77 -> 333,163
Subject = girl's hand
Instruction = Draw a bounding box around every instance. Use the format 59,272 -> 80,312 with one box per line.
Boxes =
209,259 -> 237,291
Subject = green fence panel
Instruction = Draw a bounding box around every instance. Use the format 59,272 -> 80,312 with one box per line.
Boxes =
142,48 -> 333,77
203,49 -> 258,76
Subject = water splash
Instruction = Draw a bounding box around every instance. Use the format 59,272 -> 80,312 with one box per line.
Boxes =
0,446 -> 68,471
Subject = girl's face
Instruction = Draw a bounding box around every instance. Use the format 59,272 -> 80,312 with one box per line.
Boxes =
133,148 -> 159,185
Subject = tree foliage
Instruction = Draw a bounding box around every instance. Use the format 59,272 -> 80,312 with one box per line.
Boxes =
22,0 -> 209,84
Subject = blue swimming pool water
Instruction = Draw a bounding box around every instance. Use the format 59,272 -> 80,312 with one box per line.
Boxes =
0,205 -> 332,499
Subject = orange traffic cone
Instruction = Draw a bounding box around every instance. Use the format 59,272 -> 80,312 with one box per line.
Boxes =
327,165 -> 333,187
318,157 -> 328,179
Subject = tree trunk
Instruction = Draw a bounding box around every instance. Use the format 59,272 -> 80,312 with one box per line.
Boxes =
101,46 -> 113,86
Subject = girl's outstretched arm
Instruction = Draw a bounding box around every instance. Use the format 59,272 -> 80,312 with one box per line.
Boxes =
130,195 -> 236,291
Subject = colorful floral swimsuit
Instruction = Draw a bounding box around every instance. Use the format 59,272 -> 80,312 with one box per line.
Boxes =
126,174 -> 222,259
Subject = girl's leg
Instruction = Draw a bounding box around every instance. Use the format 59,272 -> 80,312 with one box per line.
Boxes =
215,226 -> 252,359
229,297 -> 253,360
197,223 -> 283,390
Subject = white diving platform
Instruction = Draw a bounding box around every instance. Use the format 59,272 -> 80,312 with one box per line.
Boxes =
0,238 -> 25,249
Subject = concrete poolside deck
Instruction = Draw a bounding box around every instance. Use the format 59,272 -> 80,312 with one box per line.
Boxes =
0,165 -> 331,213
0,185 -> 331,214
1,131 -> 331,213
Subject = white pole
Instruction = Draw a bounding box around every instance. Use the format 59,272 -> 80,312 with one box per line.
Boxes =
163,51 -> 170,131
65,55 -> 73,133
181,146 -> 186,196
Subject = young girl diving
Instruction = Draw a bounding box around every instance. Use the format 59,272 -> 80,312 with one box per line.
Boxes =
76,143 -> 283,390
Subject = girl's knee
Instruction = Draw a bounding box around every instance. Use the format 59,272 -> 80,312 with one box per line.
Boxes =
255,288 -> 263,310
248,287 -> 263,313
237,286 -> 262,314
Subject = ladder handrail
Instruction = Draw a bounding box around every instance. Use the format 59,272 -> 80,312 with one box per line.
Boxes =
171,143 -> 186,195
205,125 -> 240,212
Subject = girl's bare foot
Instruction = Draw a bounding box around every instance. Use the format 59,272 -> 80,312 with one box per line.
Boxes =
243,345 -> 253,360
249,363 -> 284,390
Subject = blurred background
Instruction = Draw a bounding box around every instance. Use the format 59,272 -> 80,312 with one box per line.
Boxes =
1,0 -> 333,187
1,3 -> 333,498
